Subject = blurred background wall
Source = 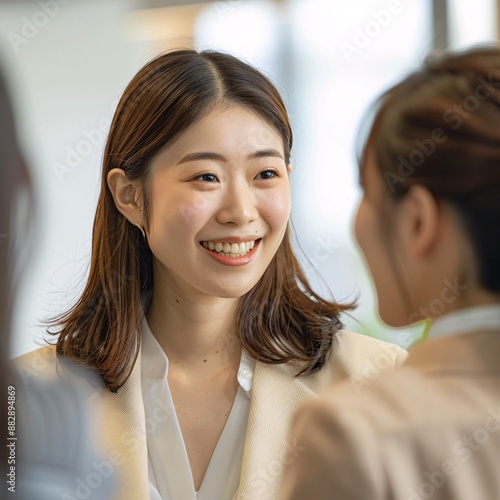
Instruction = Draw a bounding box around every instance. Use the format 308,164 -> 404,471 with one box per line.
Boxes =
1,0 -> 498,357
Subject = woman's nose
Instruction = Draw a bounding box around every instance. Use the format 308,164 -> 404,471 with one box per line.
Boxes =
216,182 -> 258,226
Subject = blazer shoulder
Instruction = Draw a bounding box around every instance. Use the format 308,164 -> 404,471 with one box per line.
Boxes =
12,345 -> 59,384
325,329 -> 408,384
11,345 -> 103,395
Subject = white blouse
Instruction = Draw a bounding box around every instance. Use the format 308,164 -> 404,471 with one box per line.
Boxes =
429,303 -> 500,338
140,315 -> 255,500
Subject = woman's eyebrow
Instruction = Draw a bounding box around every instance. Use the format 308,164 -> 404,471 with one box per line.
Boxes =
177,148 -> 284,165
177,151 -> 225,164
249,148 -> 284,160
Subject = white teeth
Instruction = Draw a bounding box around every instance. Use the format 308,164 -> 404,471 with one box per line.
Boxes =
201,239 -> 258,257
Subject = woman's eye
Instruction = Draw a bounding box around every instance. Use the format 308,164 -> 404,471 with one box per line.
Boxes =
195,173 -> 218,182
256,169 -> 278,180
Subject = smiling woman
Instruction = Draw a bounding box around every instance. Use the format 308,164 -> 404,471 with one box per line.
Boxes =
117,105 -> 292,297
14,49 -> 407,500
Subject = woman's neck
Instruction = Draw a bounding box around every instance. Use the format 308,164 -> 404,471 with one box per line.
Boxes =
145,283 -> 242,369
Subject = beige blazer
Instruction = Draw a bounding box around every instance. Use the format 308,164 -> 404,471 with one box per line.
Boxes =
282,331 -> 500,500
14,330 -> 406,500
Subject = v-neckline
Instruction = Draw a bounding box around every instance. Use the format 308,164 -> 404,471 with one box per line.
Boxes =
141,314 -> 252,499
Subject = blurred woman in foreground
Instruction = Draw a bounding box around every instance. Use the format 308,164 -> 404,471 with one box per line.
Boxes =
0,65 -> 114,499
283,46 -> 500,500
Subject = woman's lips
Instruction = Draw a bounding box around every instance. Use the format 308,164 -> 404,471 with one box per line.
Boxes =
200,239 -> 261,266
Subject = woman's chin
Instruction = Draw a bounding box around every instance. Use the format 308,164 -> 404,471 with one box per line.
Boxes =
214,285 -> 257,300
378,309 -> 411,329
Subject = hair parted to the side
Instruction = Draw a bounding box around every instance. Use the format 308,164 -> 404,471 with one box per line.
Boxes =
45,49 -> 353,392
358,45 -> 500,295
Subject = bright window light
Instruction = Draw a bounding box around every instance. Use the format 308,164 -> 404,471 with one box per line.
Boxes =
448,0 -> 497,49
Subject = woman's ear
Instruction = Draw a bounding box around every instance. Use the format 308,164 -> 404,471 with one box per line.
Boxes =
287,164 -> 293,175
107,168 -> 144,225
401,185 -> 440,260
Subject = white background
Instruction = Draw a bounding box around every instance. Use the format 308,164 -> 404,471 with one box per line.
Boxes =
0,0 -> 496,357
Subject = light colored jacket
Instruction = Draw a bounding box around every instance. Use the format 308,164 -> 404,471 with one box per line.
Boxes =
14,330 -> 407,500
282,331 -> 500,500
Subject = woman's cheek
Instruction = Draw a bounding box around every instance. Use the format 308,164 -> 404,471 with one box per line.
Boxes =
355,200 -> 379,265
354,199 -> 367,250
264,188 -> 292,226
175,192 -> 216,225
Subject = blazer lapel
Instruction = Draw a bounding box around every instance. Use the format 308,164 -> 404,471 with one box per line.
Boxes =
236,331 -> 407,500
237,360 -> 319,500
88,349 -> 150,500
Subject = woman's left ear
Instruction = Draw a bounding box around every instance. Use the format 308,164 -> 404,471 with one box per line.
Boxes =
404,185 -> 440,259
287,164 -> 293,175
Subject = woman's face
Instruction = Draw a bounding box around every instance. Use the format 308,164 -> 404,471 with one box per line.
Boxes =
354,155 -> 412,327
144,105 -> 291,300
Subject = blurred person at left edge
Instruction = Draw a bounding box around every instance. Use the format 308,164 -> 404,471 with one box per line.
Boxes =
0,62 -> 115,499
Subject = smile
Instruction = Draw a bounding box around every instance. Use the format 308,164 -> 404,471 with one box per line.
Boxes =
201,240 -> 256,258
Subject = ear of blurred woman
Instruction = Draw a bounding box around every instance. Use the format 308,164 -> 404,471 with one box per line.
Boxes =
399,185 -> 440,260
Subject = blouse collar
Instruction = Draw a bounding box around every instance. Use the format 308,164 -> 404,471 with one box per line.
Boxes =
140,314 -> 255,397
429,303 -> 500,339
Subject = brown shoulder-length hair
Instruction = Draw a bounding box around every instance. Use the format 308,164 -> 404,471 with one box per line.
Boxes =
45,49 -> 352,392
359,45 -> 500,295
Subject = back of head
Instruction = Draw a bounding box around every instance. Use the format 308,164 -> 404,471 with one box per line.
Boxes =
361,46 -> 500,294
